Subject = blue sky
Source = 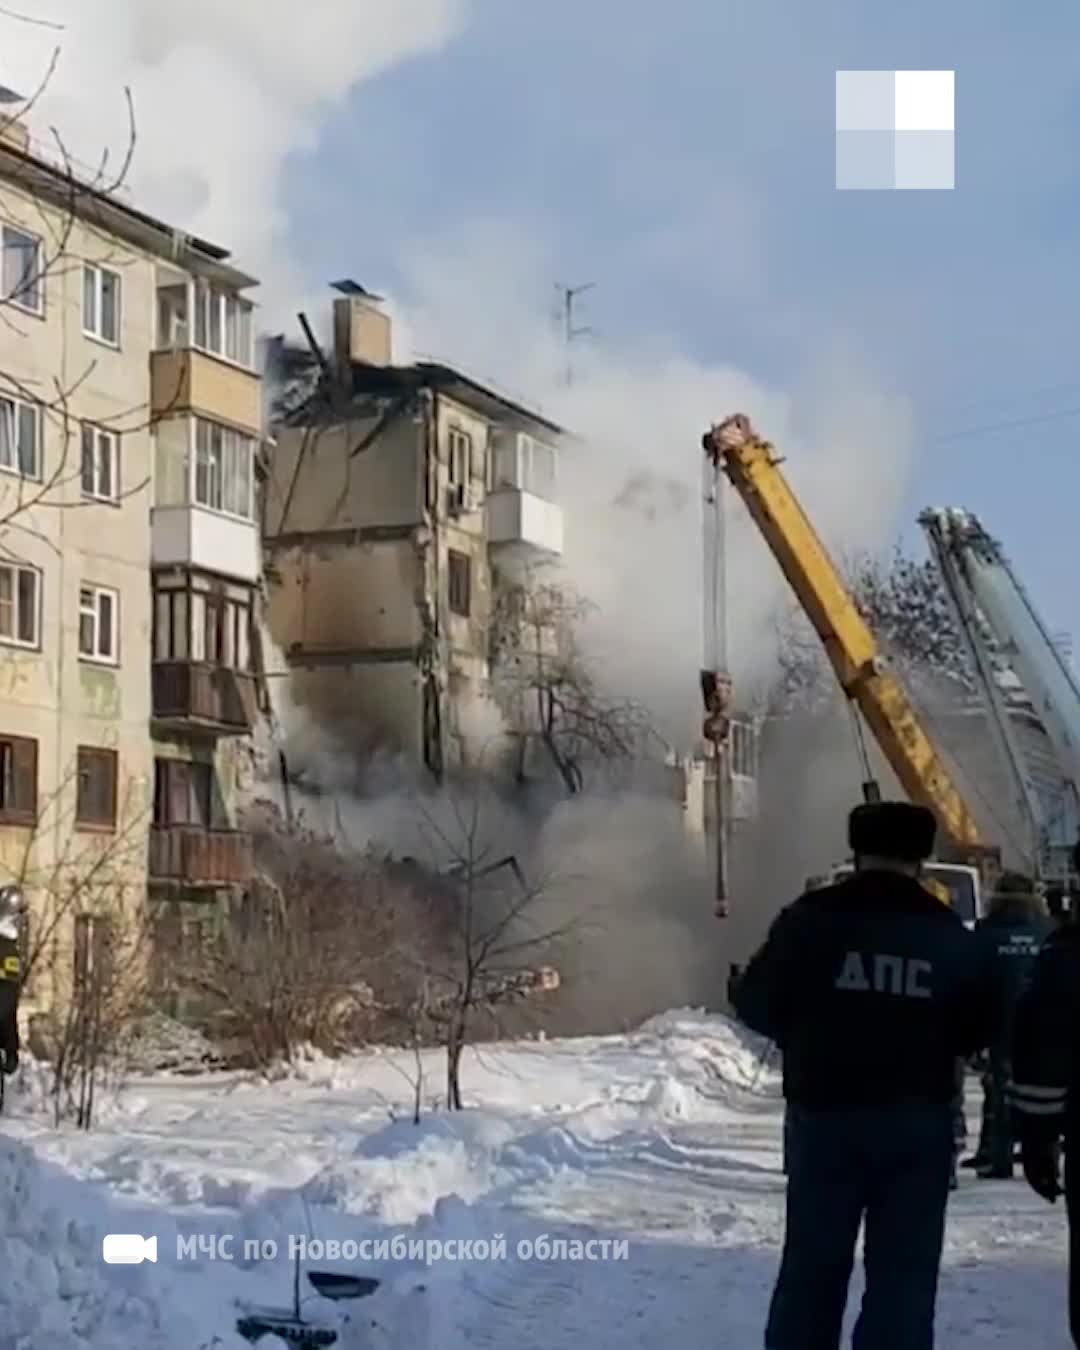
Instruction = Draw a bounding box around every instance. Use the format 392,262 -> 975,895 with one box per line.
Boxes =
282,0 -> 1080,638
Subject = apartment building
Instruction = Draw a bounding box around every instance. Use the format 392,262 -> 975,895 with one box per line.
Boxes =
0,110 -> 260,1007
263,285 -> 565,779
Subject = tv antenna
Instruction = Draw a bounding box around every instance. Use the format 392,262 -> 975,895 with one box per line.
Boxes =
555,281 -> 595,387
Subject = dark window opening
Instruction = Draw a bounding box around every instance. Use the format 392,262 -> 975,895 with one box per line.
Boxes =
76,747 -> 118,828
0,734 -> 36,823
448,550 -> 471,618
153,757 -> 213,828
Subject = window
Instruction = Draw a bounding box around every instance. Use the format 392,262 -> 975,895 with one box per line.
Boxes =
156,283 -> 189,348
78,584 -> 118,663
153,757 -> 212,828
153,580 -> 253,670
0,734 -> 36,823
448,549 -> 471,617
82,262 -> 121,345
75,747 -> 117,829
0,394 -> 40,479
448,427 -> 472,486
195,594 -> 251,669
80,424 -> 119,501
194,418 -> 253,518
1,224 -> 42,314
730,722 -> 756,779
154,587 -> 188,661
521,435 -> 557,499
193,280 -> 254,367
0,563 -> 40,648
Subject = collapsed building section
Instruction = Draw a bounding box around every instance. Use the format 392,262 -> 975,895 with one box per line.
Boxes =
263,285 -> 566,779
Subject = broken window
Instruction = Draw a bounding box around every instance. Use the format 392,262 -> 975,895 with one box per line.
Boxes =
448,427 -> 472,486
448,550 -> 471,618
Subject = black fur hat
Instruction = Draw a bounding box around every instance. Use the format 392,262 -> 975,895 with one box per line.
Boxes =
848,802 -> 936,863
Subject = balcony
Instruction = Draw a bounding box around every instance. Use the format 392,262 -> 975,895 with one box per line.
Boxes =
151,348 -> 261,434
151,506 -> 260,582
148,826 -> 253,889
485,488 -> 564,556
152,662 -> 257,735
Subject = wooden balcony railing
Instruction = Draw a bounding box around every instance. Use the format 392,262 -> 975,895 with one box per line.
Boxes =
152,662 -> 257,733
148,826 -> 254,887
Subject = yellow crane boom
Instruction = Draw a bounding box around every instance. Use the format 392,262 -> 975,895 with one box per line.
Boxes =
703,414 -> 992,865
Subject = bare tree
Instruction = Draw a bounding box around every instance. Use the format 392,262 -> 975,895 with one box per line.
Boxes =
394,796 -> 566,1111
0,33 -> 178,559
770,543 -> 974,712
489,569 -> 649,793
50,899 -> 151,1129
0,756 -> 154,1127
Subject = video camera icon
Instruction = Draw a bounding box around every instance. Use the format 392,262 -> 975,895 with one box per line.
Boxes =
102,1234 -> 158,1265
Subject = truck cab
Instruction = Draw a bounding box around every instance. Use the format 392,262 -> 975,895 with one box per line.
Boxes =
826,861 -> 984,928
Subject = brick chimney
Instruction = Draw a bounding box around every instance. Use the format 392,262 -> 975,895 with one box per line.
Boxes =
331,281 -> 391,369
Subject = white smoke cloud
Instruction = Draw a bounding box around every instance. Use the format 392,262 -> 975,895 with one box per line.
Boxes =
387,220 -> 916,744
2,5 -> 921,1000
3,7 -> 916,732
1,0 -> 466,314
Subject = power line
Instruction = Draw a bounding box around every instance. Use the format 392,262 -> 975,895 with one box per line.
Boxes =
928,403 -> 1080,445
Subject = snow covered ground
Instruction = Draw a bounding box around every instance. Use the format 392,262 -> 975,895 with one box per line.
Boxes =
0,1013 -> 1071,1347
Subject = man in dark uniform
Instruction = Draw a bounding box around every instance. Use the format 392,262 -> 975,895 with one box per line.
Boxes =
972,873 -> 1052,1178
732,802 -> 996,1350
1046,885 -> 1070,932
0,886 -> 23,1083
1010,901 -> 1080,1347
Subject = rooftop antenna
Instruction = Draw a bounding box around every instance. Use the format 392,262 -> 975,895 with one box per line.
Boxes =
555,281 -> 595,387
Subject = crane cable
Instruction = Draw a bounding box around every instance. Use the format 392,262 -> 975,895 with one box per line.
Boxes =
844,699 -> 877,800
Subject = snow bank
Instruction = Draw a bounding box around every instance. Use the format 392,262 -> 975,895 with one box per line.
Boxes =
0,1136 -> 201,1348
0,1011 -> 1066,1348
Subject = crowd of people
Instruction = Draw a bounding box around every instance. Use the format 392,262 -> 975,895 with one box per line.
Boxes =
732,803 -> 1079,1350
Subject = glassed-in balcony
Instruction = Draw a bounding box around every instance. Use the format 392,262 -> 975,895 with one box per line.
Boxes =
485,432 -> 564,556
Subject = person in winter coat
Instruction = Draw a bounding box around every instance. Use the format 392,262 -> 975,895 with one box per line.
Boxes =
973,873 -> 1053,1179
0,886 -> 23,1079
732,801 -> 996,1350
1009,914 -> 1080,1346
1045,885 -> 1070,931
